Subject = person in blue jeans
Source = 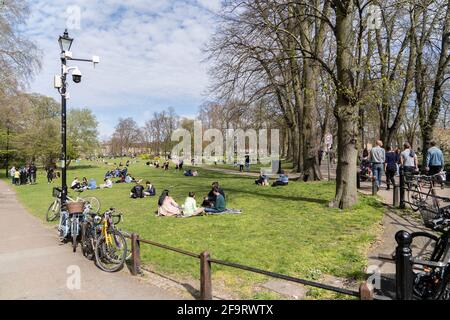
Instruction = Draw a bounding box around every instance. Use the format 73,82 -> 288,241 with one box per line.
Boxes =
204,188 -> 226,214
426,141 -> 445,175
370,140 -> 385,190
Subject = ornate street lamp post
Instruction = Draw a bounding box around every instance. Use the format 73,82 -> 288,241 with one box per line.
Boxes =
55,29 -> 99,204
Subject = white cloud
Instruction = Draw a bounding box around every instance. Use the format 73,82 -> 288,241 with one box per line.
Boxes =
23,0 -> 221,136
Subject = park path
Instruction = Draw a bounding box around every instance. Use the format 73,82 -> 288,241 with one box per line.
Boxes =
0,180 -> 182,300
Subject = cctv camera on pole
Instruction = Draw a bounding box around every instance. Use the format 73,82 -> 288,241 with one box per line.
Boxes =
55,29 -> 100,204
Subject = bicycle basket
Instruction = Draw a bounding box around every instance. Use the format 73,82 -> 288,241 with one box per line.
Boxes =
66,201 -> 85,215
52,187 -> 62,198
419,206 -> 438,228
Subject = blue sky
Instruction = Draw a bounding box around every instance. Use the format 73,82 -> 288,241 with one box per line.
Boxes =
23,0 -> 221,139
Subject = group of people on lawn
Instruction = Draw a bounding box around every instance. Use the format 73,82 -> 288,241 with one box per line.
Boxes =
157,182 -> 227,217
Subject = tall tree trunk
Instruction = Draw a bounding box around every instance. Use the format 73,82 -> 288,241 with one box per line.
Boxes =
420,0 -> 450,164
331,0 -> 358,209
302,63 -> 322,181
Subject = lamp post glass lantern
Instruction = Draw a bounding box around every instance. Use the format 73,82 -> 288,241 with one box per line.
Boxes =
58,29 -> 73,53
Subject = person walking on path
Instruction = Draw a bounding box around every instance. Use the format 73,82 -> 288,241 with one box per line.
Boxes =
370,140 -> 385,190
400,142 -> 418,174
244,155 -> 250,172
385,147 -> 397,190
426,141 -> 445,176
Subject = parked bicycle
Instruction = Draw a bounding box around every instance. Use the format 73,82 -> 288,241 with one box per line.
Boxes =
410,204 -> 450,300
404,172 -> 446,213
81,208 -> 127,272
58,200 -> 91,252
47,187 -> 100,222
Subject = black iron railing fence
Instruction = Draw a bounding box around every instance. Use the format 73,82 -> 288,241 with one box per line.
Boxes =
122,232 -> 374,300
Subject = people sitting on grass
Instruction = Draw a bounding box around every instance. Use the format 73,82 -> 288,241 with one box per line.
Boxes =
183,169 -> 199,177
130,182 -> 145,199
105,170 -> 114,179
157,190 -> 181,217
71,177 -> 82,190
125,174 -> 133,183
88,178 -> 97,190
255,172 -> 269,186
81,177 -> 89,190
202,182 -> 225,207
100,178 -> 113,189
204,187 -> 226,214
116,175 -> 125,183
144,181 -> 156,197
272,171 -> 289,187
182,192 -> 205,217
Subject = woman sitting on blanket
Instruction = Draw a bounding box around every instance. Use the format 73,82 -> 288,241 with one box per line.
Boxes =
204,187 -> 226,214
157,190 -> 181,217
182,192 -> 205,217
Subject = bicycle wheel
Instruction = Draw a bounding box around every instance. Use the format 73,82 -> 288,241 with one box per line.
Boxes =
84,197 -> 101,214
81,221 -> 95,260
407,184 -> 424,211
46,200 -> 61,222
95,230 -> 127,272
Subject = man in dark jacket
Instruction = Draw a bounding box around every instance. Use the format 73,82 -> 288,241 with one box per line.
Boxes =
130,182 -> 145,199
203,182 -> 225,207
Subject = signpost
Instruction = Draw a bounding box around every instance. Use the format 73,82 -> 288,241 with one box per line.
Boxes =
325,134 -> 333,181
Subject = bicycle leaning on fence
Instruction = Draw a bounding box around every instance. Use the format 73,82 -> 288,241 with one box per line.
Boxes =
46,187 -> 100,222
403,172 -> 447,214
80,208 -> 128,272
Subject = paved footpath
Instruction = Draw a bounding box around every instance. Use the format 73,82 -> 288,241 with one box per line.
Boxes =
0,180 -> 181,300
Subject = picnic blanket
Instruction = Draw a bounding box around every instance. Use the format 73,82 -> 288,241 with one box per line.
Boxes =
176,208 -> 243,218
207,208 -> 243,215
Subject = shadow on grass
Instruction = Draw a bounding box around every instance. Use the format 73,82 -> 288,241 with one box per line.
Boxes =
224,186 -> 330,205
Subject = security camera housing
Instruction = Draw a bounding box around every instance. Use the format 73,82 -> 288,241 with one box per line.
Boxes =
72,68 -> 82,83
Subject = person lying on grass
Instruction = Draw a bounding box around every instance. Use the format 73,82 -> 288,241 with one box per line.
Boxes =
181,192 -> 205,217
204,187 -> 226,214
130,182 -> 145,199
202,181 -> 225,208
144,181 -> 156,196
157,190 -> 181,217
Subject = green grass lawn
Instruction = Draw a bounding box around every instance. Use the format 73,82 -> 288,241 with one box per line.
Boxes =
2,159 -> 384,299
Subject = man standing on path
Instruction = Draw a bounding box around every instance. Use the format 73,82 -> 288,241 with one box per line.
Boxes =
426,141 -> 445,176
400,142 -> 418,174
370,140 -> 385,190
